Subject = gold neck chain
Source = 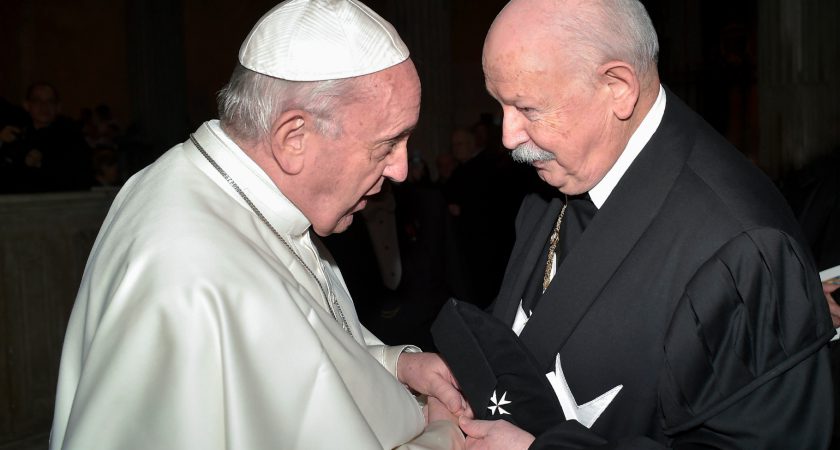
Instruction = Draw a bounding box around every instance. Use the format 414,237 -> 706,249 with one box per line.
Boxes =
542,194 -> 569,293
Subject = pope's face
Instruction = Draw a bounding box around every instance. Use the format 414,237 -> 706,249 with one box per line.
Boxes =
482,6 -> 624,195
305,60 -> 420,236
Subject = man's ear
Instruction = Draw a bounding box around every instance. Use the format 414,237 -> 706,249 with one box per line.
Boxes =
270,110 -> 308,175
597,61 -> 640,121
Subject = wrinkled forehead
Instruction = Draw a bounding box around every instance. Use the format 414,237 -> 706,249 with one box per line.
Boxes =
344,59 -> 421,137
483,3 -> 559,75
336,59 -> 420,119
482,35 -> 555,92
362,59 -> 419,94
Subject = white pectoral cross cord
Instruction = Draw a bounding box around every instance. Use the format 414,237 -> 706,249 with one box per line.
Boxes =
546,353 -> 622,429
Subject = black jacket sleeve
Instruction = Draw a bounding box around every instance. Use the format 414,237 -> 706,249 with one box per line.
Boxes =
531,229 -> 835,449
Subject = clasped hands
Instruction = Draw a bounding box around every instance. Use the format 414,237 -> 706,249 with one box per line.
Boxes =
397,352 -> 470,421
397,352 -> 535,450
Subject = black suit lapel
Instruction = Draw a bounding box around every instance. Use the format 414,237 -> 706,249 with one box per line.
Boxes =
520,89 -> 696,369
493,195 -> 564,325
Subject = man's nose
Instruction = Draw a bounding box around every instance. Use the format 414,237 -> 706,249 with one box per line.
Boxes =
384,147 -> 408,182
501,109 -> 528,150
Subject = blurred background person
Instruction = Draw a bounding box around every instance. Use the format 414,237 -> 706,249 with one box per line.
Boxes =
89,146 -> 121,188
443,120 -> 538,308
3,82 -> 91,193
435,151 -> 458,185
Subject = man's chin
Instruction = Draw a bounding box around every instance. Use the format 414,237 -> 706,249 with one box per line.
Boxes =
536,171 -> 557,188
535,169 -> 569,191
540,176 -> 589,196
312,214 -> 354,237
533,162 -> 556,180
318,201 -> 366,236
333,214 -> 355,234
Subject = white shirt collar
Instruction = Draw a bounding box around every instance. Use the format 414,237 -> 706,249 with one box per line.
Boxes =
588,85 -> 666,208
195,120 -> 312,237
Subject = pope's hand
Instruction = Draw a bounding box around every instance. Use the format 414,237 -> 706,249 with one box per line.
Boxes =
398,352 -> 471,417
425,396 -> 459,426
460,417 -> 535,450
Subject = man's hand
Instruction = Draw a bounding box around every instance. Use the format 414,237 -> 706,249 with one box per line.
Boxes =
398,352 -> 470,417
824,282 -> 840,327
425,396 -> 460,426
460,417 -> 535,450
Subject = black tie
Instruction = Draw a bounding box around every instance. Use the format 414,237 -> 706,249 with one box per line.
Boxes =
557,194 -> 597,267
522,194 -> 597,314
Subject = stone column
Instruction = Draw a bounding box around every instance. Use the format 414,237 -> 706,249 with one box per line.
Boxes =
759,0 -> 840,178
380,0 -> 454,167
648,0 -> 705,108
124,0 -> 190,174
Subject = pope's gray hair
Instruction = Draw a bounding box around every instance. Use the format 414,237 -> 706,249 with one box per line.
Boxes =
217,64 -> 359,143
557,0 -> 659,81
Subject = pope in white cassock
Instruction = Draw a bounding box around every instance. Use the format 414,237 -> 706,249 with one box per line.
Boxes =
49,0 -> 469,448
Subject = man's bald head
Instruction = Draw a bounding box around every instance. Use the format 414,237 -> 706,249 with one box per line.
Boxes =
485,0 -> 659,86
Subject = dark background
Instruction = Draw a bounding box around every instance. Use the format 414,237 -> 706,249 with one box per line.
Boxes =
1,0 -> 836,179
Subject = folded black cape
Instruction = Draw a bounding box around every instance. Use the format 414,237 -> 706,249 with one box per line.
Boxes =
431,298 -> 566,436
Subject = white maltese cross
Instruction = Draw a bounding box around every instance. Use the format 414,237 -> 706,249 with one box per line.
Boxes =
487,390 -> 512,415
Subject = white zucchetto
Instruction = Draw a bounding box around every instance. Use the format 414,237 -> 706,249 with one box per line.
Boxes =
239,0 -> 410,81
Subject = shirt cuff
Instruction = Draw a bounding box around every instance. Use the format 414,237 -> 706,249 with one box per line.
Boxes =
386,344 -> 421,379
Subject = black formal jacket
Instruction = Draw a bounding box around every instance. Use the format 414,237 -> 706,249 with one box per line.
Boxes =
490,89 -> 834,449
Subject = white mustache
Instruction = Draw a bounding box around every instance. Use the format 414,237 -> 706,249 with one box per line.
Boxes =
511,142 -> 555,164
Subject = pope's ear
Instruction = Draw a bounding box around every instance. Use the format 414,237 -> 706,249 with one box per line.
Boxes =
598,61 -> 640,121
270,110 -> 308,175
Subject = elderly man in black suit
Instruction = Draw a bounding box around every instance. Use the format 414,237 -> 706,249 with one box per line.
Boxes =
441,0 -> 834,448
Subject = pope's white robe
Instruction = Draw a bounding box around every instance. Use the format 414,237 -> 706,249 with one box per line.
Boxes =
49,121 -> 461,450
